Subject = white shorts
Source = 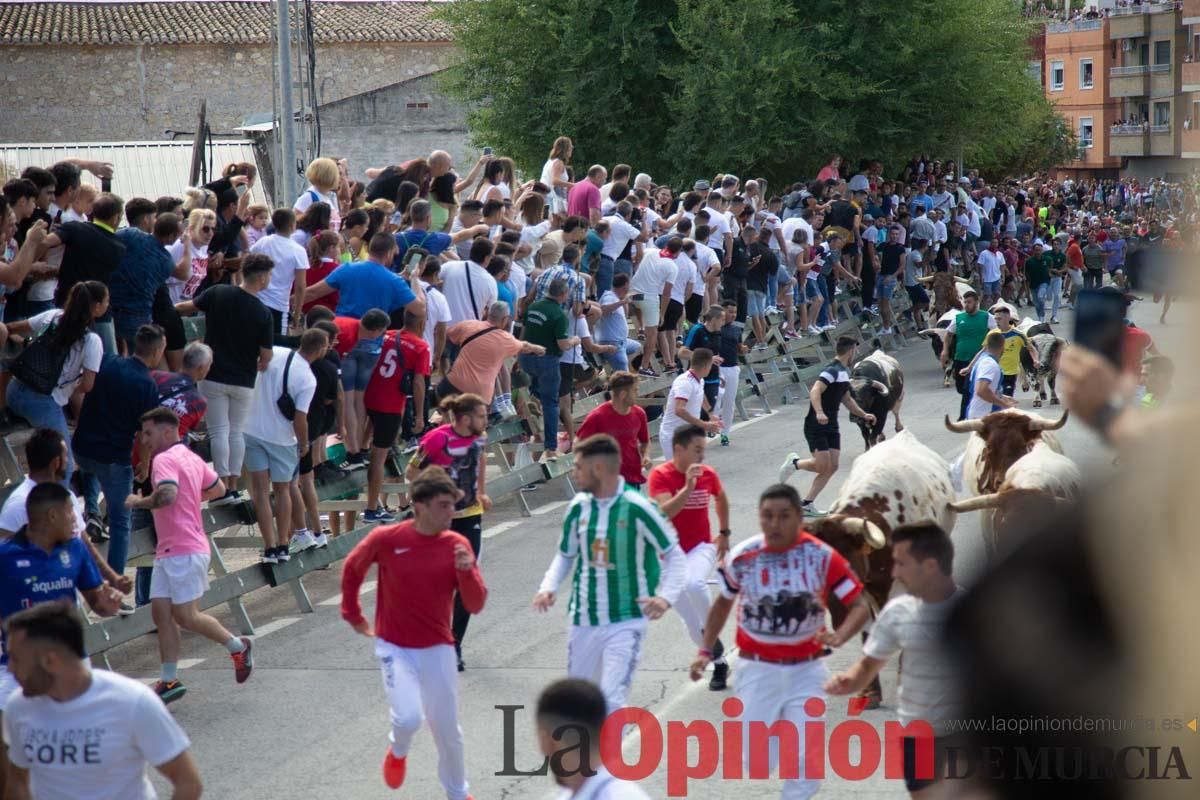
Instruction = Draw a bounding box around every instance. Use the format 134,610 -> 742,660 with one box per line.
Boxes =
150,553 -> 211,605
0,667 -> 16,712
635,295 -> 661,325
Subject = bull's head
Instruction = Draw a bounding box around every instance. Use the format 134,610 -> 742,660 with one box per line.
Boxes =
848,379 -> 889,447
808,514 -> 887,586
944,411 -> 1068,493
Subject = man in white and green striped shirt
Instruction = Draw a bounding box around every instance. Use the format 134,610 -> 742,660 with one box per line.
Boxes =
534,434 -> 686,713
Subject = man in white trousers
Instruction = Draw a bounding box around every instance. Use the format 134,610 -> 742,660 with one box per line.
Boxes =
648,424 -> 732,690
533,434 -> 686,714
715,300 -> 747,444
341,467 -> 487,797
689,483 -> 871,799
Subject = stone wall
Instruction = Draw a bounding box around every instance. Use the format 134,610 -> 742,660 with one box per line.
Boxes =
0,41 -> 455,142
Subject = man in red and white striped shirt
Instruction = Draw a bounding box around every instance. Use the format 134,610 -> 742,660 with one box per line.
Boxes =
342,467 -> 486,798
689,483 -> 870,799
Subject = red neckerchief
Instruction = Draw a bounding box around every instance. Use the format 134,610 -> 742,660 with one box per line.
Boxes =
659,249 -> 674,259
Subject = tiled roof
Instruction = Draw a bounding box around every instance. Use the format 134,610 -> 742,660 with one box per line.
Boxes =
0,1 -> 452,46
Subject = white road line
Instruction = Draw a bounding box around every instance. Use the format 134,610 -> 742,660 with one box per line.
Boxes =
318,579 -> 377,607
250,616 -> 301,637
177,658 -> 206,670
484,520 -> 522,539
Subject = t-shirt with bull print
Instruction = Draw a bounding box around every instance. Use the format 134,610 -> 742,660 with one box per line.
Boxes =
808,360 -> 851,425
719,532 -> 862,661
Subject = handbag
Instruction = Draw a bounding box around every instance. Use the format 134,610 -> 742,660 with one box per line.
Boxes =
277,351 -> 298,421
10,321 -> 71,396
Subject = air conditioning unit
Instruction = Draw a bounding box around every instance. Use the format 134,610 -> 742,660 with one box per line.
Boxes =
1123,39 -> 1135,52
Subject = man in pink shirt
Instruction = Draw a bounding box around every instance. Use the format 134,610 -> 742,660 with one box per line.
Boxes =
567,164 -> 606,225
127,407 -> 254,704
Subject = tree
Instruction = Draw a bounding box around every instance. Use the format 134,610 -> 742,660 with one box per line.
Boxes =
439,0 -> 1069,185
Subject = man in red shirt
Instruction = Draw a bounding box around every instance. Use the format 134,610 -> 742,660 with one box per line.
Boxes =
575,371 -> 650,490
342,466 -> 486,797
689,483 -> 871,798
363,310 -> 431,519
649,424 -> 732,690
567,164 -> 606,225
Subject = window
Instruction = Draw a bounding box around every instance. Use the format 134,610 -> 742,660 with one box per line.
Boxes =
1051,60 -> 1065,91
1079,59 -> 1094,89
1154,40 -> 1171,65
1079,117 -> 1094,148
1154,101 -> 1170,126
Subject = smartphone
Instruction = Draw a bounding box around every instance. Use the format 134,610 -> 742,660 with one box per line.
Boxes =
482,147 -> 494,156
404,250 -> 423,275
1073,288 -> 1126,369
235,183 -> 248,198
101,177 -> 112,193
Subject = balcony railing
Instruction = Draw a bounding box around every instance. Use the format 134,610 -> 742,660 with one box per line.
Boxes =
1111,124 -> 1150,134
1111,65 -> 1151,75
1150,124 -> 1171,133
1047,19 -> 1103,32
1150,63 -> 1172,72
1109,2 -> 1182,16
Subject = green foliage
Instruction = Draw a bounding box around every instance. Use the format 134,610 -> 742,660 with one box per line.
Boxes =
438,0 -> 1068,185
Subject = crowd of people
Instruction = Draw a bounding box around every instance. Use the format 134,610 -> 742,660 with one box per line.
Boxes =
0,141 -> 1193,799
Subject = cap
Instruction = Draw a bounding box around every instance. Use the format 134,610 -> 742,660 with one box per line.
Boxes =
693,180 -> 711,192
959,176 -> 971,185
862,214 -> 874,223
848,174 -> 870,193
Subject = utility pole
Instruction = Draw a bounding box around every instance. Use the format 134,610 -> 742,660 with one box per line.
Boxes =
276,0 -> 298,204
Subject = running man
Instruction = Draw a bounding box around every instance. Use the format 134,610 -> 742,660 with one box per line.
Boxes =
341,466 -> 487,797
575,371 -> 651,491
533,434 -> 685,714
0,483 -> 124,797
648,424 -> 732,690
826,523 -> 962,798
657,347 -> 721,458
129,407 -> 253,704
968,305 -> 1038,397
778,336 -> 875,513
689,483 -> 871,800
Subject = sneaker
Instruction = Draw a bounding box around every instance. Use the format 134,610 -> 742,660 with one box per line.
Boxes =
1050,318 -> 1059,325
314,461 -> 347,483
880,326 -> 894,334
455,642 -> 465,672
86,513 -> 109,542
274,545 -> 291,563
501,399 -> 519,420
341,452 -> 367,471
117,601 -> 136,617
520,483 -> 539,492
638,367 -> 659,378
261,548 -> 278,565
312,530 -> 330,548
778,452 -> 800,484
211,489 -> 243,507
709,661 -> 730,691
290,530 -> 319,552
538,450 -> 559,464
383,750 -> 407,789
230,637 -> 253,683
807,325 -> 823,335
822,323 -> 838,331
364,507 -> 397,523
153,679 -> 187,705
720,434 -> 729,446
801,499 -> 827,516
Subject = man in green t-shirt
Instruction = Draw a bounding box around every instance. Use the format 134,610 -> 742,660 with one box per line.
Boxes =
519,279 -> 580,461
1046,239 -> 1069,324
940,288 -> 997,420
1024,242 -> 1052,323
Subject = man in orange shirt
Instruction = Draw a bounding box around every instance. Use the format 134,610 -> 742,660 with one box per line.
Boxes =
436,301 -> 544,412
1065,234 -> 1085,310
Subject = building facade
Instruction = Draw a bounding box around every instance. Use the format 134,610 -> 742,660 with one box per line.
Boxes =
1046,1 -> 1200,180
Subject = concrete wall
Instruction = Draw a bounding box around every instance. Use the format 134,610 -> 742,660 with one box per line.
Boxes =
0,41 -> 455,142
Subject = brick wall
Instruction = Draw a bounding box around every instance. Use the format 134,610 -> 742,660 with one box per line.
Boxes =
0,41 -> 455,142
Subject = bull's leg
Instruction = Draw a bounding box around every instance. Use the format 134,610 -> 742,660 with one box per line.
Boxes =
892,392 -> 905,432
1049,373 -> 1060,405
943,364 -> 952,388
1020,364 -> 1030,393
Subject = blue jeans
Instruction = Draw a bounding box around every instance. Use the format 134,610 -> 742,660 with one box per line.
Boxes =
595,256 -> 615,297
1048,276 -> 1064,319
92,319 -> 118,355
1033,282 -> 1050,321
767,268 -> 779,308
614,258 -> 634,280
131,507 -> 154,606
76,456 -> 134,574
598,339 -> 642,373
518,352 -> 561,451
7,380 -> 72,483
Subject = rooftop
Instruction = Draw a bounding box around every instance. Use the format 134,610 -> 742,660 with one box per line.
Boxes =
0,1 -> 451,46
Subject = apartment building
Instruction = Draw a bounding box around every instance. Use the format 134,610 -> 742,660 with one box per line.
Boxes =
1045,1 -> 1200,180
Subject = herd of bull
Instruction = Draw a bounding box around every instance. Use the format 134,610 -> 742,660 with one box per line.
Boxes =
804,308 -> 1081,706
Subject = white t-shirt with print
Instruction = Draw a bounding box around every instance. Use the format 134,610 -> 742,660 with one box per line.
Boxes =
2,669 -> 191,800
250,234 -> 309,314
244,346 -> 317,446
293,184 -> 341,231
165,240 -> 209,304
24,309 -> 103,406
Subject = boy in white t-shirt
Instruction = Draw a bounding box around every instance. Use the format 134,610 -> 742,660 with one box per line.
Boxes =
657,349 -> 721,458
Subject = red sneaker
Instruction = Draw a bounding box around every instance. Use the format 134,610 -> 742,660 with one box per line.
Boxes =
230,637 -> 253,683
382,750 -> 407,789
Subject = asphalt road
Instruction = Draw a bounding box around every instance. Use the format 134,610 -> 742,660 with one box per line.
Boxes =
111,297 -> 1182,800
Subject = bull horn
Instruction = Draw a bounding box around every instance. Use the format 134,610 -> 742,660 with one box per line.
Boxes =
840,517 -> 887,550
1028,410 -> 1069,431
948,494 -> 1002,513
871,380 -> 889,397
944,415 -> 984,433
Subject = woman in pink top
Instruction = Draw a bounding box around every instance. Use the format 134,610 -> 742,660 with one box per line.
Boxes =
816,154 -> 842,183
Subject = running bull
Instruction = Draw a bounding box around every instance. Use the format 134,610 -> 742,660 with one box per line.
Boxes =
807,430 -> 957,707
1015,318 -> 1066,409
848,349 -> 905,449
918,309 -> 959,387
945,409 -> 1077,560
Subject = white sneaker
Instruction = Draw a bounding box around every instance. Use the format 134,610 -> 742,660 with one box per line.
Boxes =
290,530 -> 318,552
807,325 -> 822,335
500,399 -> 518,420
311,531 -> 329,548
823,323 -> 838,331
778,452 -> 800,484
880,326 -> 894,334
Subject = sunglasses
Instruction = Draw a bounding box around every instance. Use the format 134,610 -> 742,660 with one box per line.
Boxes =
201,225 -> 214,234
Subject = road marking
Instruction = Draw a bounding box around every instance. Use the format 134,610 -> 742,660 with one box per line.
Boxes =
252,616 -> 301,637
177,658 -> 206,670
318,579 -> 376,607
484,500 -> 568,539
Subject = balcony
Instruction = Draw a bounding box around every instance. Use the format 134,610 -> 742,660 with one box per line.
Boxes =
1109,65 -> 1151,96
1182,127 -> 1200,157
1110,126 -> 1149,156
1109,12 -> 1148,38
1150,125 -> 1177,156
1047,19 -> 1103,34
1184,59 -> 1200,91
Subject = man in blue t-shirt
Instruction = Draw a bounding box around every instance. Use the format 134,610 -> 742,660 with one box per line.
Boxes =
305,232 -> 426,320
393,200 -> 488,268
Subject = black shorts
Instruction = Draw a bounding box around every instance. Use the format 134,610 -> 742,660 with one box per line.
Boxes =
1001,373 -> 1017,397
366,409 -> 403,449
902,735 -> 938,791
803,417 -> 840,452
685,294 -> 704,325
661,298 -> 685,332
152,288 -> 188,351
905,285 -> 930,306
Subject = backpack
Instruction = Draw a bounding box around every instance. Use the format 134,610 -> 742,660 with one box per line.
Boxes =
10,321 -> 71,396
